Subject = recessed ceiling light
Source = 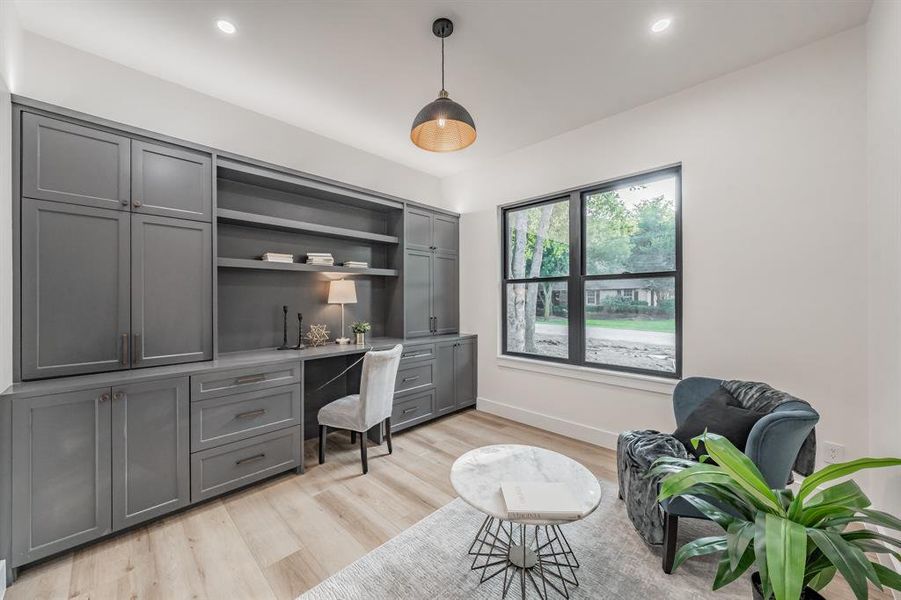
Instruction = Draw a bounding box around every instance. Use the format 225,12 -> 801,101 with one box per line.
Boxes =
651,18 -> 672,33
216,19 -> 236,34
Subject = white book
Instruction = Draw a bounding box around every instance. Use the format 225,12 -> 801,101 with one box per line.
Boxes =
306,253 -> 334,258
501,482 -> 583,521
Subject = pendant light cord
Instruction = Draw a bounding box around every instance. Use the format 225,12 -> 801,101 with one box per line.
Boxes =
441,36 -> 446,93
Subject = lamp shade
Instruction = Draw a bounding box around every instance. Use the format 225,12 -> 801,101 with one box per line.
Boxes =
410,94 -> 477,152
328,279 -> 357,304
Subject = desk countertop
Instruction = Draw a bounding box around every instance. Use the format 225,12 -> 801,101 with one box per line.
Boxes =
1,334 -> 477,399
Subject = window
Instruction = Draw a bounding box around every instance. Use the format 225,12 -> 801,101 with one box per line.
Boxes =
502,166 -> 681,378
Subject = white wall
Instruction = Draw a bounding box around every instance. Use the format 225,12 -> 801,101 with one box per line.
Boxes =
866,0 -> 901,516
0,1 -> 21,394
13,31 -> 444,208
445,29 -> 869,464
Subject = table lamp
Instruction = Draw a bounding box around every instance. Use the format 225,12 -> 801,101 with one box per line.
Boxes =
328,279 -> 357,344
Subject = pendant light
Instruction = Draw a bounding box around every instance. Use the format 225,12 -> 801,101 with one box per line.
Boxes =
411,18 -> 477,152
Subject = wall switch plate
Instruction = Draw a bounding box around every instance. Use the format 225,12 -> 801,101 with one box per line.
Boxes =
822,441 -> 845,464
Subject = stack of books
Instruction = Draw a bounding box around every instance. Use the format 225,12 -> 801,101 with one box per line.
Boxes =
343,261 -> 369,269
261,252 -> 294,263
306,253 -> 334,266
501,482 -> 583,521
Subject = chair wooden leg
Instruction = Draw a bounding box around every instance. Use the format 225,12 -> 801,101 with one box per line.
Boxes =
319,425 -> 326,465
385,417 -> 393,454
351,430 -> 357,444
360,433 -> 368,474
662,512 -> 678,574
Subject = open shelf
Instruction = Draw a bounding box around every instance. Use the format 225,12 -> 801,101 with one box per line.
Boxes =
217,208 -> 399,245
217,257 -> 399,277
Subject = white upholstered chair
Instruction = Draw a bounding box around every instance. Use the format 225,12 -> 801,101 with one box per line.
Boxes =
317,344 -> 402,474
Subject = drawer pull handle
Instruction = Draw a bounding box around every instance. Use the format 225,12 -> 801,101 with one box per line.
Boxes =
403,351 -> 429,358
235,453 -> 267,466
402,375 -> 421,383
402,407 -> 417,415
235,408 -> 266,420
236,374 -> 266,385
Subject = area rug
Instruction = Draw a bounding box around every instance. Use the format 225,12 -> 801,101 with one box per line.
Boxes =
298,480 -> 749,599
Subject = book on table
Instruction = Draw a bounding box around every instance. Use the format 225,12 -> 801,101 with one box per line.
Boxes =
500,482 -> 583,521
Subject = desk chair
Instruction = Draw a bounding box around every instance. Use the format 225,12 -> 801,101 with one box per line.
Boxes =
317,344 -> 403,474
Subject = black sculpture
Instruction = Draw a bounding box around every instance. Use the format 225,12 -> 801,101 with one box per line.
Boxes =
292,312 -> 305,350
277,305 -> 291,350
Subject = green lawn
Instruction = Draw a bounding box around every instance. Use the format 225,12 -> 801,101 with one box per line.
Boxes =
537,316 -> 675,333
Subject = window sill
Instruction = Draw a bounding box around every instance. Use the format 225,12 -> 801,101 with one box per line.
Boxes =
496,354 -> 679,395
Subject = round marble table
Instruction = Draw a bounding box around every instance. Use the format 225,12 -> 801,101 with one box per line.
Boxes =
450,445 -> 602,599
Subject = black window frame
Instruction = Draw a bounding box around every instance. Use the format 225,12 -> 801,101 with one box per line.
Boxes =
501,165 -> 682,379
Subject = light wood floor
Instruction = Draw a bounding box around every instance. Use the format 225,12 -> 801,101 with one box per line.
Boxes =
7,409 -> 889,600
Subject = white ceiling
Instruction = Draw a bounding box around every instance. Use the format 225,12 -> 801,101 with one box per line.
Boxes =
14,0 -> 871,178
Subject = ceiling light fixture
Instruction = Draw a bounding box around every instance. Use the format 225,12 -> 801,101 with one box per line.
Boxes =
411,18 -> 477,152
651,18 -> 672,33
216,19 -> 236,34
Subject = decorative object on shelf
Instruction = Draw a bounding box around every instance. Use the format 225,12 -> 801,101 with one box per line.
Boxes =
276,305 -> 292,350
344,261 -> 369,269
328,279 -> 357,344
305,323 -> 330,347
292,313 -> 305,350
351,321 -> 371,345
653,432 -> 901,600
411,18 -> 476,153
306,252 -> 334,266
261,251 -> 294,263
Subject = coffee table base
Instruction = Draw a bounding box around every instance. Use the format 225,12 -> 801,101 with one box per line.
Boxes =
468,516 -> 580,599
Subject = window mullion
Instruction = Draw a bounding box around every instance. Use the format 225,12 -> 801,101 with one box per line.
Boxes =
567,191 -> 583,365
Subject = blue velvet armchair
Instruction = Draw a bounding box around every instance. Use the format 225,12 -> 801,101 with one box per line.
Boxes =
660,377 -> 820,573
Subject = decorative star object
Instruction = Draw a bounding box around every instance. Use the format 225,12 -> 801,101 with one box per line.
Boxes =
305,324 -> 330,347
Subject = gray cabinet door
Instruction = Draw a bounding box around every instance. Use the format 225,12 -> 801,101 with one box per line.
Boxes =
455,339 -> 477,408
132,141 -> 212,222
11,387 -> 112,566
433,214 -> 459,255
435,341 -> 456,415
21,199 -> 131,380
404,249 -> 433,338
432,252 -> 459,335
406,207 -> 433,252
132,215 -> 212,368
111,377 -> 189,530
21,112 -> 130,210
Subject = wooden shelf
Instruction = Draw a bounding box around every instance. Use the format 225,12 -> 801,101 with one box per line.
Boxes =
217,257 -> 399,277
217,209 -> 399,245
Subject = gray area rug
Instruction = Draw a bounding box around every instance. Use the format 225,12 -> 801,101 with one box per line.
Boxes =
298,481 -> 750,599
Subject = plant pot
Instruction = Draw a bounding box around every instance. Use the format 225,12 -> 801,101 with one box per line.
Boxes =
751,573 -> 825,600
355,332 -> 365,345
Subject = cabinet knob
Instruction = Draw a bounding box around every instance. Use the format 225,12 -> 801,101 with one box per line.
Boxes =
99,393 -> 110,403
113,391 -> 125,401
132,200 -> 143,208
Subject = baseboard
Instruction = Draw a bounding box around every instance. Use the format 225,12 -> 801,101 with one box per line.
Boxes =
476,396 -> 619,449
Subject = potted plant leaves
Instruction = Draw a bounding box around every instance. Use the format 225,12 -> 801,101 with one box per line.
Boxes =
651,432 -> 901,600
351,321 -> 371,345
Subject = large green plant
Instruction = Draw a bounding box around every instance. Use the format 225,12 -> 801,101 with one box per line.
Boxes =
650,433 -> 901,600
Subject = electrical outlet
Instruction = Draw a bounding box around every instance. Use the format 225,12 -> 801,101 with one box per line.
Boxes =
822,441 -> 845,464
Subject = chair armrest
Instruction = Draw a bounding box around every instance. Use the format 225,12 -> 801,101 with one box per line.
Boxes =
745,410 -> 819,488
673,377 -> 722,425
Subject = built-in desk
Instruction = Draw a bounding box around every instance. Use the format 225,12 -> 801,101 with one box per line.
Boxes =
0,334 -> 477,580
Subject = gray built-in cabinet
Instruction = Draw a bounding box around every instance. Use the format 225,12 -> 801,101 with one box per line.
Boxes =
4,98 -> 475,582
11,378 -> 189,566
405,207 -> 460,338
18,111 -> 213,380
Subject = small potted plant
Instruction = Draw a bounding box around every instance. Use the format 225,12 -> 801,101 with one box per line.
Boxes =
351,321 -> 371,345
651,432 -> 901,600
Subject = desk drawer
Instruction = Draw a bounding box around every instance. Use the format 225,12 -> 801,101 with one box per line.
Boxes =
191,385 -> 301,451
191,427 -> 300,501
392,389 -> 435,430
400,344 -> 435,364
191,362 -> 301,400
394,362 -> 433,394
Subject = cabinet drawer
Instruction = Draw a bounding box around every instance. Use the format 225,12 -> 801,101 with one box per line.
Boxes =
191,427 -> 300,501
191,385 -> 301,451
392,389 -> 435,430
191,362 -> 301,400
400,344 -> 435,363
394,362 -> 434,394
